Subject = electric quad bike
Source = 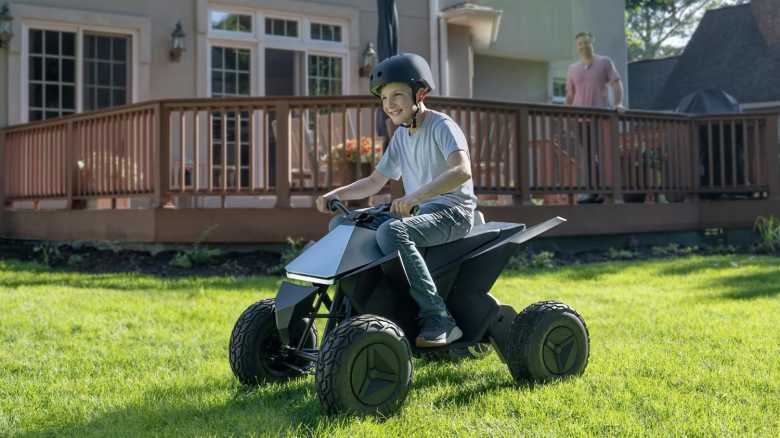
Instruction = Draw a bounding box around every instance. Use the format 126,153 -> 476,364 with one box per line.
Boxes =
229,200 -> 589,416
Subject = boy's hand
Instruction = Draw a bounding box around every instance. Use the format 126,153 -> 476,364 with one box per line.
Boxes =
316,194 -> 339,214
391,194 -> 419,217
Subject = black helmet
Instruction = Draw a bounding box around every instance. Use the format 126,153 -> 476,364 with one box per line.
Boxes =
369,53 -> 436,98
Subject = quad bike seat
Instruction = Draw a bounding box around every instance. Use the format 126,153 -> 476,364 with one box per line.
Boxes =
424,221 -> 524,272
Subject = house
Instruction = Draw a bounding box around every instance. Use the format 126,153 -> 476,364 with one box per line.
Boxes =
0,0 -> 628,127
629,0 -> 780,112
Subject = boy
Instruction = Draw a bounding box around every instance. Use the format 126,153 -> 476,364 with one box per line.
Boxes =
315,53 -> 476,348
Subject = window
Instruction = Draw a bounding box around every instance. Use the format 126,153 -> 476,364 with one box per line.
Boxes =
211,46 -> 251,97
29,30 -> 76,121
308,55 -> 342,96
210,46 -> 251,188
28,28 -> 133,121
265,18 -> 298,37
552,77 -> 566,104
211,11 -> 252,33
311,23 -> 342,42
84,34 -> 130,111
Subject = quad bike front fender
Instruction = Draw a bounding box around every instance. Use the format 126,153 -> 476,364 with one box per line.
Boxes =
275,282 -> 319,346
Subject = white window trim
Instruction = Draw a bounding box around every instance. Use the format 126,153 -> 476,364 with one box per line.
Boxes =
207,40 -> 258,97
262,13 -> 303,43
203,5 -> 350,98
208,7 -> 256,41
308,19 -> 346,44
306,51 -> 347,96
7,4 -> 151,125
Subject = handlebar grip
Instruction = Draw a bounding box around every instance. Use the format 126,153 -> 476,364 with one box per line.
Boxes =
410,205 -> 420,216
327,198 -> 342,212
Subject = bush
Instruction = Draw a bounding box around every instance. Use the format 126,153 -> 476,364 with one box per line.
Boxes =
650,243 -> 698,258
270,237 -> 306,275
530,251 -> 556,269
754,216 -> 780,253
33,242 -> 64,266
607,247 -> 639,260
169,225 -> 222,269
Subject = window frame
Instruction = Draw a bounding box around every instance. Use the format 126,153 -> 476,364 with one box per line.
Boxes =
207,39 -> 257,97
552,76 -> 567,105
205,6 -> 349,98
20,19 -> 139,123
209,8 -> 255,41
306,51 -> 345,97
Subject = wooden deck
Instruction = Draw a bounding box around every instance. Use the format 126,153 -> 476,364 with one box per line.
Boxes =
1,96 -> 779,243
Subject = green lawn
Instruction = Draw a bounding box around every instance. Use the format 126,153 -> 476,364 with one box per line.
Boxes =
1,255 -> 779,437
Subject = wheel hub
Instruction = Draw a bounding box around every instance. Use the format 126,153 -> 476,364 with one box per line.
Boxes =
542,326 -> 578,375
350,343 -> 402,406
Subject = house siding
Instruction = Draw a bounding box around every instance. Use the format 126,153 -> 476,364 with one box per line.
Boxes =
473,56 -> 548,103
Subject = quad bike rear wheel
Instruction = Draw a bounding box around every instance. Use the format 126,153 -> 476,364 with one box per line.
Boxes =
229,298 -> 318,385
315,314 -> 412,416
507,300 -> 589,383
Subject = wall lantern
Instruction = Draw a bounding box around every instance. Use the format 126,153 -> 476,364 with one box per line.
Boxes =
0,3 -> 14,49
358,42 -> 378,77
169,21 -> 186,62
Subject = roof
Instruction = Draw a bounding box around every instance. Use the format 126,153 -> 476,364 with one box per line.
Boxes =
628,56 -> 679,110
650,4 -> 780,110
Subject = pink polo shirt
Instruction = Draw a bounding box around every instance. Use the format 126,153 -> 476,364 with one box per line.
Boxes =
567,55 -> 621,108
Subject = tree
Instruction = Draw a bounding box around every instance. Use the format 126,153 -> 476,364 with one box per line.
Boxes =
626,0 -> 749,61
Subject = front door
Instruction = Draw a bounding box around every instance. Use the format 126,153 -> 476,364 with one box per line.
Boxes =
266,48 -> 304,185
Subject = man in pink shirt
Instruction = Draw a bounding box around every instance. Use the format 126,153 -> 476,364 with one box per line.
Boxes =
566,32 -> 624,203
566,32 -> 624,110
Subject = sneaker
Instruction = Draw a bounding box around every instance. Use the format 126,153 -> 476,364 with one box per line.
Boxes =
415,315 -> 463,348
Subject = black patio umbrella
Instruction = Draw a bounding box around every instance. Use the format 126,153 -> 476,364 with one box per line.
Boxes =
375,0 -> 399,138
675,89 -> 741,114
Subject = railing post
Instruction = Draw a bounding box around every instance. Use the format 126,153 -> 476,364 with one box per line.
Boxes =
154,103 -> 171,208
0,129 -> 6,235
275,101 -> 291,208
514,107 -> 531,205
687,119 -> 700,202
609,114 -> 623,204
66,121 -> 74,209
765,115 -> 780,200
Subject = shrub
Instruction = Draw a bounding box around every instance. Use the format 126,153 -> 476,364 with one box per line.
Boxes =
754,216 -> 780,253
169,225 -> 222,269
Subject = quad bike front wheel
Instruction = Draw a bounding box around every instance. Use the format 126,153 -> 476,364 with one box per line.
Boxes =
507,300 -> 590,383
229,298 -> 318,385
315,314 -> 412,416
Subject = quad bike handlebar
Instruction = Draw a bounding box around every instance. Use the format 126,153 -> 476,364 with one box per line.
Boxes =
327,198 -> 420,217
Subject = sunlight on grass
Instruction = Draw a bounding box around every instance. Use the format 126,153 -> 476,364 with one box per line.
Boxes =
1,256 -> 779,437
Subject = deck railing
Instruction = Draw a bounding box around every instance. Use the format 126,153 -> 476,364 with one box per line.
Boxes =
2,96 -> 778,209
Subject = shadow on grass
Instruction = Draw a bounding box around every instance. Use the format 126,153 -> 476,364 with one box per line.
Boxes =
17,379 -> 325,437
506,261 -> 629,282
0,260 -> 281,294
17,360 -> 533,436
708,270 -> 780,300
413,361 -> 522,408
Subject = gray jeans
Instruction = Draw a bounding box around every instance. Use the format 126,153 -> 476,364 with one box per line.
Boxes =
329,203 -> 473,318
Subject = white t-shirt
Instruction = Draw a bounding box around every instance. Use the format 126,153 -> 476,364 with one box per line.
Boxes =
376,109 -> 476,212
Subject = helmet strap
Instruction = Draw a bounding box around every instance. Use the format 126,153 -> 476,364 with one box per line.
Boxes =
401,88 -> 421,130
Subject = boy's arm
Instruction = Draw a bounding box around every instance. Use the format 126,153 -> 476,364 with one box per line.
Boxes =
391,151 -> 471,216
316,170 -> 389,212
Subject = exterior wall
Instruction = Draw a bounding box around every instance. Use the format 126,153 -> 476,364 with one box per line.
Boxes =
0,0 -> 431,128
445,24 -> 472,98
473,56 -> 547,103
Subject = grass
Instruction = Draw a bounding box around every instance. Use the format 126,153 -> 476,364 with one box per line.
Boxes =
1,255 -> 779,437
